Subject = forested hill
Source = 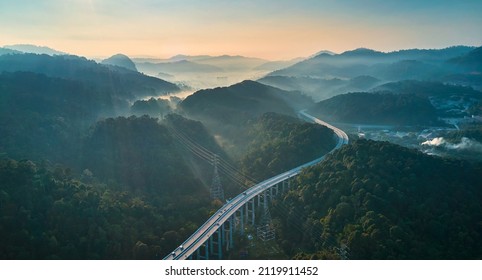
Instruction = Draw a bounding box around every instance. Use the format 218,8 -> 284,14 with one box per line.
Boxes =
239,113 -> 336,181
0,157 -> 211,259
101,54 -> 138,72
275,140 -> 482,259
81,115 -> 215,194
179,80 -> 312,125
0,115 -> 227,259
309,92 -> 440,125
0,53 -> 180,98
0,72 -> 107,163
449,46 -> 482,72
372,80 -> 481,98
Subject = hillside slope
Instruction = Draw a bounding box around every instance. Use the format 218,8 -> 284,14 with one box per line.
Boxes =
180,80 -> 312,125
101,54 -> 138,72
309,92 -> 440,125
0,53 -> 179,99
276,140 -> 482,259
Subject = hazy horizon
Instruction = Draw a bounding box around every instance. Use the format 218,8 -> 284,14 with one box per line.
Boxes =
1,0 -> 481,60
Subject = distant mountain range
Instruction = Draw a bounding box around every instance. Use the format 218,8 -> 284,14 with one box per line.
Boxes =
308,80 -> 482,125
258,75 -> 382,101
0,53 -> 180,101
137,57 -> 303,76
449,46 -> 482,72
3,44 -> 67,55
134,54 -> 303,89
372,80 -> 481,99
260,46 -> 481,100
0,47 -> 22,56
138,60 -> 223,75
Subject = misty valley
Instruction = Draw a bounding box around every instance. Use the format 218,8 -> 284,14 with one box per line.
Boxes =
0,44 -> 481,260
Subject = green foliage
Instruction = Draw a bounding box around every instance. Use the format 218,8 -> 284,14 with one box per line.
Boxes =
0,113 -> 228,259
449,46 -> 482,72
180,80 -> 310,125
163,113 -> 226,156
276,140 -> 482,259
131,98 -> 172,117
311,92 -> 441,125
0,53 -> 180,99
101,54 -> 138,72
446,124 -> 482,143
0,158 -> 211,259
468,101 -> 482,116
81,115 -> 207,194
240,113 -> 336,180
373,80 -> 481,99
0,72 -> 103,164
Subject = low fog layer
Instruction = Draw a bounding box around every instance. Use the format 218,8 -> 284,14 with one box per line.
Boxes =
422,137 -> 482,153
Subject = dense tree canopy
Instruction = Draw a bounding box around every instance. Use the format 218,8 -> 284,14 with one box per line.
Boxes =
131,98 -> 172,117
0,158 -> 211,259
82,115 -> 202,194
240,113 -> 335,180
0,53 -> 179,99
310,92 -> 441,125
0,72 -> 104,164
275,140 -> 482,259
180,80 -> 311,125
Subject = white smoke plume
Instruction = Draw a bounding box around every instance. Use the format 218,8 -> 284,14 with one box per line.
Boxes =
422,137 -> 482,153
421,137 -> 445,147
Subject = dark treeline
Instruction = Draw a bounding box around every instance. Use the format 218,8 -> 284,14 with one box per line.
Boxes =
310,92 -> 441,126
0,65 -> 224,258
0,114 -> 226,259
240,113 -> 335,180
180,80 -> 312,126
130,98 -> 172,117
274,140 -> 482,259
0,158 -> 211,259
0,72 -> 103,164
0,53 -> 180,99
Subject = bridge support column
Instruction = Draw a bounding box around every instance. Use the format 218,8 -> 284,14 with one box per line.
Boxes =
205,240 -> 209,260
196,241 -> 210,260
234,206 -> 245,235
210,228 -> 223,259
217,228 -> 222,259
246,199 -> 255,226
224,216 -> 234,250
229,216 -> 234,248
239,207 -> 244,235
264,190 -> 268,208
209,235 -> 214,254
282,180 -> 287,193
221,223 -> 225,248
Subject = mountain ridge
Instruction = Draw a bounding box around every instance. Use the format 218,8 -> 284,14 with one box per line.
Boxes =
101,53 -> 138,72
3,44 -> 67,55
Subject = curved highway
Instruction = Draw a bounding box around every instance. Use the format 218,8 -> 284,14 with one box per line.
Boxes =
164,110 -> 349,260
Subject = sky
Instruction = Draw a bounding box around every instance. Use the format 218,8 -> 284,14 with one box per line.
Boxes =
0,0 -> 481,60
